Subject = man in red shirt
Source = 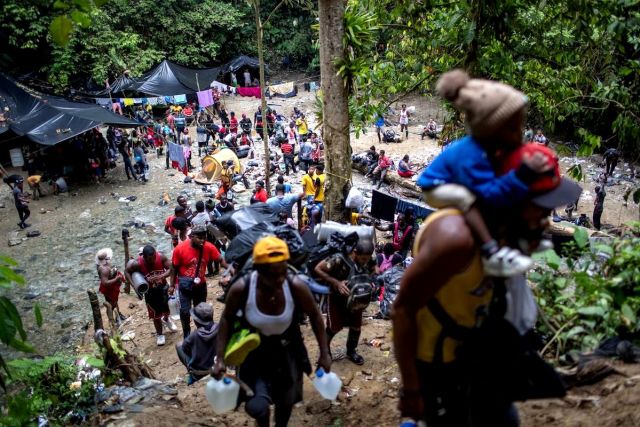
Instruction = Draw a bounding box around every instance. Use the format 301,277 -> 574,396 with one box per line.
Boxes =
280,140 -> 297,175
250,180 -> 268,204
229,111 -> 239,135
164,206 -> 186,247
125,245 -> 177,346
172,225 -> 226,338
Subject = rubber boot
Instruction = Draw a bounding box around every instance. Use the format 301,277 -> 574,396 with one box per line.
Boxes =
346,328 -> 364,365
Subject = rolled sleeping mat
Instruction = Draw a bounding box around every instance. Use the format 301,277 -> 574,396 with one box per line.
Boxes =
314,221 -> 375,246
130,272 -> 149,296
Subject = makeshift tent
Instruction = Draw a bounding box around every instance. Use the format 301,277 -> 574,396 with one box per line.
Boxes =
193,147 -> 241,185
87,74 -> 139,97
0,73 -> 138,146
131,60 -> 222,96
220,55 -> 267,85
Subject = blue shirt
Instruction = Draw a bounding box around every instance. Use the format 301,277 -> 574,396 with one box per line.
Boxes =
416,135 -> 528,208
266,194 -> 300,217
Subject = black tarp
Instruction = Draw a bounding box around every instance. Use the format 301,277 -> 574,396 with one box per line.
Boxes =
0,73 -> 139,145
89,74 -> 139,97
221,55 -> 264,74
131,60 -> 221,96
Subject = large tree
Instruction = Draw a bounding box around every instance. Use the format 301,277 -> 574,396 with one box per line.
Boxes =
318,0 -> 351,222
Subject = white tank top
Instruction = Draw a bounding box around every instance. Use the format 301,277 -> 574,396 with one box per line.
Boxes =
245,271 -> 294,336
399,109 -> 408,124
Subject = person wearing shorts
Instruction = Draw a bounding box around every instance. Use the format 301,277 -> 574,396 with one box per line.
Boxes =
126,245 -> 177,346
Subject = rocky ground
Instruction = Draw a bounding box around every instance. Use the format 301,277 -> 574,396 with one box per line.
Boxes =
2,86 -> 639,425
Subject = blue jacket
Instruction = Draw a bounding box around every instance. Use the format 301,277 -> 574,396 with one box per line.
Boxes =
416,135 -> 528,208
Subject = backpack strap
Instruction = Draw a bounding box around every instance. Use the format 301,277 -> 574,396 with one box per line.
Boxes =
426,297 -> 473,364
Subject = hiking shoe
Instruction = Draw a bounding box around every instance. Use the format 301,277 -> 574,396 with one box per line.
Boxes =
163,318 -> 178,333
225,329 -> 261,365
156,334 -> 166,346
347,351 -> 365,365
482,247 -> 533,277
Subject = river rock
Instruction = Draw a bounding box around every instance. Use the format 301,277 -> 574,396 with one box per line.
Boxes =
8,231 -> 22,246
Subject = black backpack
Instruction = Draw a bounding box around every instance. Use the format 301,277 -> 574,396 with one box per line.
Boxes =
331,253 -> 374,312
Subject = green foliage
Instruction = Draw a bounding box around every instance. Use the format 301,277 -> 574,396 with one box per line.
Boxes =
2,356 -> 97,426
0,256 -> 35,391
530,224 -> 640,358
340,0 -> 640,158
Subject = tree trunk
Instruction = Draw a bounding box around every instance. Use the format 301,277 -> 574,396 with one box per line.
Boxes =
319,0 -> 351,222
87,289 -> 104,332
255,9 -> 272,193
352,163 -> 423,199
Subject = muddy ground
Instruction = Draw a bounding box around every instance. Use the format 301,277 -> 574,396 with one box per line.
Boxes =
2,86 -> 639,425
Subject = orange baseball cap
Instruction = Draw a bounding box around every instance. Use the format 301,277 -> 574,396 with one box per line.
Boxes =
253,236 -> 290,265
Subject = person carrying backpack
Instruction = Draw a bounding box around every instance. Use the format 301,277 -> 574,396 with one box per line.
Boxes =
213,237 -> 331,427
314,240 -> 375,365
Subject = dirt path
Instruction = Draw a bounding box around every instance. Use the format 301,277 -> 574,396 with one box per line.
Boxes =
85,291 -> 640,427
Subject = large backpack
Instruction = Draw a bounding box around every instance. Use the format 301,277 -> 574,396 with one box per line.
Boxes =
331,253 -> 374,312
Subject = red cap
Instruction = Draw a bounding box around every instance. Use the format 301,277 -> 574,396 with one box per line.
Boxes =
504,144 -> 582,209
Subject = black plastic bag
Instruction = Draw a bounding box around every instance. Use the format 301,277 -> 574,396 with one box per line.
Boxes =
216,203 -> 279,239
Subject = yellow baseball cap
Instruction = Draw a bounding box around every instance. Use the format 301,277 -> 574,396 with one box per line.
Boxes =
253,236 -> 290,265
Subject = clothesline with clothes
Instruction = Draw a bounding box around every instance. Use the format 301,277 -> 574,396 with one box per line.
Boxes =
96,95 -> 191,107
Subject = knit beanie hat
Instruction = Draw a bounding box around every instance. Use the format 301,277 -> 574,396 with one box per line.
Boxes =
436,69 -> 527,139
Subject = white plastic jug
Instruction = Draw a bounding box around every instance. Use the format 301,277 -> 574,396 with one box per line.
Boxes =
168,296 -> 180,320
312,368 -> 342,400
205,377 -> 240,414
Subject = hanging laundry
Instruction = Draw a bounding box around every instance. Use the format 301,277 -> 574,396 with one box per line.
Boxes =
237,87 -> 261,98
210,81 -> 229,92
197,89 -> 214,108
174,94 -> 187,104
123,98 -> 134,106
147,97 -> 159,105
268,81 -> 294,95
164,96 -> 174,104
95,98 -> 111,106
168,142 -> 186,170
133,98 -> 143,104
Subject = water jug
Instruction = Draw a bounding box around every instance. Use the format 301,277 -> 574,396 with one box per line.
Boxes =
205,377 -> 240,414
312,368 -> 342,400
130,272 -> 149,295
168,296 -> 180,320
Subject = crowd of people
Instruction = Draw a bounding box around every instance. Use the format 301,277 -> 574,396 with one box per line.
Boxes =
6,66 -> 633,427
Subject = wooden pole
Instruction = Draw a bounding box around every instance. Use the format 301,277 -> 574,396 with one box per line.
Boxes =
87,289 -> 104,332
122,228 -> 131,294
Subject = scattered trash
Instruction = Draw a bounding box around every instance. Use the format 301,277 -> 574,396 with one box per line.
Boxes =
120,331 -> 135,341
26,230 -> 41,238
79,209 -> 91,219
368,338 -> 384,348
126,195 -> 137,202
